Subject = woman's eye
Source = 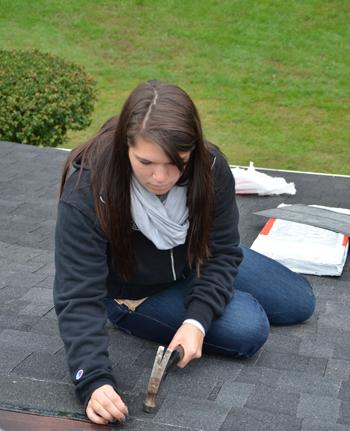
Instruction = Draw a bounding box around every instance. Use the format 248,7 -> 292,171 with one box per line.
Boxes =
140,160 -> 152,165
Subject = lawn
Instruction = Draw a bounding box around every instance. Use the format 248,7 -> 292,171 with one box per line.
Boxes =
1,0 -> 349,174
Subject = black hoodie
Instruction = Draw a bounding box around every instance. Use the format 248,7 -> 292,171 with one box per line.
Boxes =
53,147 -> 243,407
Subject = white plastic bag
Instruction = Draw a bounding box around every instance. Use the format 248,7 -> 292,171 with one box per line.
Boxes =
250,204 -> 349,276
231,162 -> 296,195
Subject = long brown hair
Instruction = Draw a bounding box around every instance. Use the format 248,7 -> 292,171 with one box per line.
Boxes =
60,80 -> 214,279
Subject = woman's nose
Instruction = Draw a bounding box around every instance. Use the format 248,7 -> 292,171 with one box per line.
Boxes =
152,165 -> 168,183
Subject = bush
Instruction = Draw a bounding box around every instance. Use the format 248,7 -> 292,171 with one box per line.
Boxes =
0,49 -> 97,147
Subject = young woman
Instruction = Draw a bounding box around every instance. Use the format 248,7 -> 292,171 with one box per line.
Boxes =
54,80 -> 315,425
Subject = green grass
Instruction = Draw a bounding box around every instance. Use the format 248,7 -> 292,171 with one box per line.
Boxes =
1,0 -> 349,174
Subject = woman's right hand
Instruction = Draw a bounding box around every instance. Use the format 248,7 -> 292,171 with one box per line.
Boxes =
86,384 -> 129,425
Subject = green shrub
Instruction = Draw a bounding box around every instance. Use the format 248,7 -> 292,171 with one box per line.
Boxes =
0,49 -> 96,147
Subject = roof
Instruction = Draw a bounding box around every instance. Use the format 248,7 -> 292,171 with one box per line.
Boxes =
0,141 -> 349,430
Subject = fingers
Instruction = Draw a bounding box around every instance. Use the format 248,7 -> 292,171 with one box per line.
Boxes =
86,384 -> 128,425
168,324 -> 204,368
88,399 -> 125,423
86,405 -> 109,425
167,339 -> 180,352
177,347 -> 202,368
103,385 -> 129,417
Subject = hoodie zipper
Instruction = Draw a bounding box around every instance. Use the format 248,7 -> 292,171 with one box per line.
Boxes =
170,249 -> 176,281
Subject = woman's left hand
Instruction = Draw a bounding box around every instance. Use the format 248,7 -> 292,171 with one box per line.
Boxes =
168,323 -> 205,368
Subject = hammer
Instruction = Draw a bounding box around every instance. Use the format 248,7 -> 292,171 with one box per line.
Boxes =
143,344 -> 184,413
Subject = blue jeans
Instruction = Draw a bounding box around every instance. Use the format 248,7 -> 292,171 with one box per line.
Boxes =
104,246 -> 315,358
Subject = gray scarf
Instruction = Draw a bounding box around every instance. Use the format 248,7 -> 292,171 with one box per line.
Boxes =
130,176 -> 189,250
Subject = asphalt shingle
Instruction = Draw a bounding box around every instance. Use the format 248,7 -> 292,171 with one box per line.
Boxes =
0,329 -> 62,354
297,393 -> 341,423
220,407 -> 302,431
245,385 -> 300,416
1,141 -> 350,430
154,395 -> 231,431
276,370 -> 341,398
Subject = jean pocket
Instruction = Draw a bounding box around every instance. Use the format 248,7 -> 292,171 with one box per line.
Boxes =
103,297 -> 130,325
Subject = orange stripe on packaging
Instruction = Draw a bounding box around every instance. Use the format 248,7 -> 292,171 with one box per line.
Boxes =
261,218 -> 276,235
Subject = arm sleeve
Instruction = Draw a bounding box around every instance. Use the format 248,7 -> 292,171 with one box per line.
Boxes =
53,201 -> 117,408
184,155 -> 243,332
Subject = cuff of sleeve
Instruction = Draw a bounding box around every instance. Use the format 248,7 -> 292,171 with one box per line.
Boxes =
184,300 -> 216,333
183,319 -> 206,335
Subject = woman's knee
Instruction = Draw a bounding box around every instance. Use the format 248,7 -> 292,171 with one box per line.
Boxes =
237,246 -> 316,326
237,303 -> 270,356
205,292 -> 270,358
270,276 -> 316,326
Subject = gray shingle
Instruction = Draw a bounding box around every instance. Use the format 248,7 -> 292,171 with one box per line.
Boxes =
109,334 -> 155,369
338,401 -> 350,425
316,327 -> 350,345
318,313 -> 350,331
134,364 -> 216,401
0,300 -> 31,317
0,270 -> 47,289
1,141 -> 350,430
154,395 -> 231,431
215,380 -> 255,407
333,343 -> 350,361
302,419 -> 350,431
30,317 -> 60,337
338,379 -> 350,402
11,352 -> 70,382
325,359 -> 350,380
113,364 -> 148,394
255,351 -> 309,372
307,357 -> 328,376
270,317 -> 318,337
0,243 -> 43,263
299,337 -> 335,359
297,394 -> 341,422
262,332 -> 301,353
0,314 -> 37,332
245,386 -> 300,416
0,329 -> 62,354
34,274 -> 55,289
0,346 -> 32,374
0,374 -> 81,414
235,366 -> 281,388
134,354 -> 243,402
276,371 -> 341,397
0,259 -> 44,274
325,301 -> 350,315
19,287 -> 54,316
119,418 -> 197,430
220,407 -> 302,431
0,285 -> 28,303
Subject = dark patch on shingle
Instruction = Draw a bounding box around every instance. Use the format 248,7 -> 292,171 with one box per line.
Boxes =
215,380 -> 255,407
235,366 -> 281,388
338,379 -> 350,402
245,385 -> 300,416
301,419 -> 350,430
338,401 -> 350,425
